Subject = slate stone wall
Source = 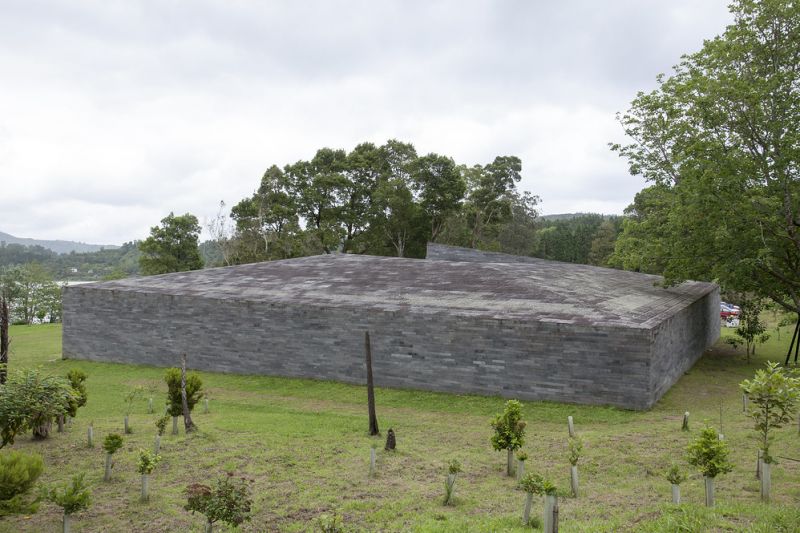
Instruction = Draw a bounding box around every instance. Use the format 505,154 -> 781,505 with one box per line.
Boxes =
64,285 -> 664,409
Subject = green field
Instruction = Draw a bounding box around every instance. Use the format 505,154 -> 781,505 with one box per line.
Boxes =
1,323 -> 799,532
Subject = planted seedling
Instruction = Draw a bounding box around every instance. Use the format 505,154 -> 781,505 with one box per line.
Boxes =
443,459 -> 462,505
42,472 -> 91,533
137,449 -> 162,502
665,465 -> 686,504
103,434 -> 124,481
686,426 -> 732,507
490,400 -> 526,477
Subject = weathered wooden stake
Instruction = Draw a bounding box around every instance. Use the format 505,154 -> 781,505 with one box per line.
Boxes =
369,447 -> 377,478
141,474 -> 149,501
761,461 -> 771,502
154,435 -> 161,455
742,393 -> 748,413
124,415 -> 130,434
516,460 -> 525,481
681,412 -> 690,431
148,397 -> 154,414
87,425 -> 93,447
365,331 -> 379,436
671,484 -> 680,504
718,433 -> 724,441
570,465 -> 579,497
704,476 -> 715,507
204,398 -> 209,414
567,416 -> 575,437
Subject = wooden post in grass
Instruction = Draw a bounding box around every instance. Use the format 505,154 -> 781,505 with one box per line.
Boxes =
742,393 -> 748,413
671,483 -> 680,504
57,415 -> 65,433
141,474 -> 149,502
682,412 -> 690,431
0,297 -> 9,385
154,435 -> 161,454
570,465 -> 579,498
87,424 -> 93,448
204,398 -> 209,414
104,453 -> 113,481
567,416 -> 575,437
124,416 -> 130,434
148,398 -> 154,414
365,331 -> 379,436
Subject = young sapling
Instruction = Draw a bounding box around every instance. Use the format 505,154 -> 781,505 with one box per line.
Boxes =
154,415 -> 169,454
665,465 -> 686,504
519,472 -> 545,526
516,451 -> 528,482
123,386 -> 144,434
490,399 -> 526,477
43,472 -> 91,533
102,434 -> 124,481
185,473 -> 254,533
686,426 -> 733,507
443,459 -> 462,505
137,449 -> 162,502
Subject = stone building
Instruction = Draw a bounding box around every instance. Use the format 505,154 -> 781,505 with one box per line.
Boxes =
62,244 -> 719,409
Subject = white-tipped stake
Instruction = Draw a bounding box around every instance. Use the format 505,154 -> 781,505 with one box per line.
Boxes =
681,412 -> 690,431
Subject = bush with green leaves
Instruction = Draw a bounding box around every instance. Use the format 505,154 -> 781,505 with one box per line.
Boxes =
665,465 -> 686,485
740,362 -> 800,464
65,370 -> 88,417
0,451 -> 44,516
516,451 -> 528,463
443,459 -> 462,505
103,434 -> 124,455
156,415 -> 169,437
520,472 -> 556,496
43,472 -> 91,515
164,368 -> 203,417
317,509 -> 345,533
0,368 -> 75,445
137,449 -> 162,475
185,473 -> 254,532
686,426 -> 733,478
568,436 -> 583,466
490,399 -> 526,476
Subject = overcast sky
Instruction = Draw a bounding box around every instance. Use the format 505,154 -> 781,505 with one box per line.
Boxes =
0,1 -> 733,245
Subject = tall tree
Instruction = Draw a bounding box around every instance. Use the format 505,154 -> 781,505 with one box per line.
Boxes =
410,154 -> 466,243
464,156 -> 522,248
611,0 -> 800,320
139,213 -> 203,275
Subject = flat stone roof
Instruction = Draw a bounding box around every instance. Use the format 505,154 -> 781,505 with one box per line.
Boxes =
72,253 -> 716,329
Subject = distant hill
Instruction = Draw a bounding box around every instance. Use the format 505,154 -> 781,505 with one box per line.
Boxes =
539,212 -> 618,221
0,231 -> 119,255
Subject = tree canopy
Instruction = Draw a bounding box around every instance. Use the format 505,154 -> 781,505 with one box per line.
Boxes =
139,213 -> 203,276
611,0 -> 800,314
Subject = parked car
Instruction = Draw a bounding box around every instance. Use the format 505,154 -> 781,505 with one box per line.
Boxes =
720,302 -> 741,319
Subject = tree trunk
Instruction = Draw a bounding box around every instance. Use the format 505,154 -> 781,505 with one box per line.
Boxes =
507,448 -> 514,477
0,297 -> 8,385
57,415 -> 65,433
205,520 -> 213,533
365,332 -> 379,436
104,454 -> 113,481
32,419 -> 51,439
181,354 -> 196,433
761,461 -> 771,502
671,484 -> 680,504
570,465 -> 579,497
63,513 -> 71,533
522,493 -> 533,525
704,476 -> 715,507
172,416 -> 179,435
757,450 -> 762,479
141,474 -> 149,501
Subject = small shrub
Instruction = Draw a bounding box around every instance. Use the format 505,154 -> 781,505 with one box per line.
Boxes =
519,472 -> 546,495
0,451 -> 44,516
137,449 -> 162,475
155,415 -> 169,437
666,465 -> 686,485
66,370 -> 88,409
687,426 -> 733,478
185,473 -> 254,530
448,459 -> 462,475
0,368 -> 74,445
317,509 -> 345,532
516,451 -> 528,462
568,436 -> 583,466
165,368 -> 203,417
43,472 -> 91,515
490,400 -> 526,476
103,434 -> 124,455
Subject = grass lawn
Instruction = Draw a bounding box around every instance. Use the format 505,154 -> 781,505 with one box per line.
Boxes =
1,322 -> 799,532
